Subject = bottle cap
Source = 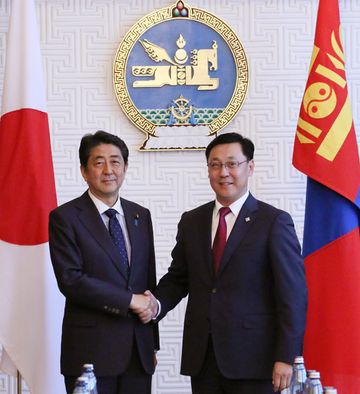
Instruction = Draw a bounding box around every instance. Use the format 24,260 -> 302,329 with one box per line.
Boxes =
82,363 -> 94,370
309,370 -> 320,378
75,377 -> 88,386
294,356 -> 304,363
323,387 -> 337,394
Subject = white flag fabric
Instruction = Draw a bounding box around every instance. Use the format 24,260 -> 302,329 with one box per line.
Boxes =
0,0 -> 64,393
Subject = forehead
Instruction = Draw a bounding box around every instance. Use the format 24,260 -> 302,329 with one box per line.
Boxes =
208,142 -> 245,160
89,143 -> 122,159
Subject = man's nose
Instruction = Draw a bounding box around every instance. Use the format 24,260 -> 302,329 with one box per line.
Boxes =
219,164 -> 230,175
103,162 -> 113,173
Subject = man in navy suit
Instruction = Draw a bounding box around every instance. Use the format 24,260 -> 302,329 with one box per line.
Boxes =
148,133 -> 307,394
49,131 -> 158,394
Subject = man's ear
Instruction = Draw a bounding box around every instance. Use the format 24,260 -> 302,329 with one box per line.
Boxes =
80,165 -> 87,182
248,159 -> 255,176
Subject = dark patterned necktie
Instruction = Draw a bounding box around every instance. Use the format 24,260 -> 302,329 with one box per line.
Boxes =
212,207 -> 231,273
105,208 -> 129,268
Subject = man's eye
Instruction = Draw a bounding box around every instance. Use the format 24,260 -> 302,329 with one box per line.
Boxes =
211,162 -> 221,169
227,161 -> 238,168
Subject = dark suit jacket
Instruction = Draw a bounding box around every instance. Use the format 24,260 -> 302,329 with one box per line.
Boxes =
49,192 -> 159,377
155,193 -> 307,379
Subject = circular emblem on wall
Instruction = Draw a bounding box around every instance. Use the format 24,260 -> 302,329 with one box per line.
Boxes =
113,1 -> 249,150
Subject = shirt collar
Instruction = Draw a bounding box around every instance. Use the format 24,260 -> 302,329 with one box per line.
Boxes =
87,190 -> 124,216
214,190 -> 250,217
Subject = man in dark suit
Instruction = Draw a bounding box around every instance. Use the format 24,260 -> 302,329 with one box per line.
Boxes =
148,133 -> 307,394
49,131 -> 158,394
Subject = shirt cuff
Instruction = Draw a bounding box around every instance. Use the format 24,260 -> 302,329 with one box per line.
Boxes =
152,299 -> 161,320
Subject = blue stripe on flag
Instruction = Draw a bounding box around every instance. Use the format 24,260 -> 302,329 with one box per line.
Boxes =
303,177 -> 360,257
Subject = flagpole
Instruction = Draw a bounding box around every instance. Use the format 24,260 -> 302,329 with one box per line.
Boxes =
17,370 -> 22,394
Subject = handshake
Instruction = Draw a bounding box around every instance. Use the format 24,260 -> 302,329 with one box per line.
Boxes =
129,290 -> 159,324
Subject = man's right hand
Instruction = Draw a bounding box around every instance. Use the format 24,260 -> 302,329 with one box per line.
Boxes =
129,291 -> 159,324
129,294 -> 151,313
144,290 -> 159,319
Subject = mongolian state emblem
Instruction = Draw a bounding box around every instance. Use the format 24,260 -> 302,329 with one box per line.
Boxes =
113,1 -> 249,150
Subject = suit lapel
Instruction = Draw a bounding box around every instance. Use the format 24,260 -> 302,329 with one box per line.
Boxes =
76,192 -> 129,280
121,198 -> 141,282
217,194 -> 258,276
197,202 -> 215,279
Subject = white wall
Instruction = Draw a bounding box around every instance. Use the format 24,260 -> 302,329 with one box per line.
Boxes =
0,1 -> 359,393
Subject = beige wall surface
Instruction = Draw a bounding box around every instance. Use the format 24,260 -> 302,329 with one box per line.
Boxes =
0,1 -> 359,393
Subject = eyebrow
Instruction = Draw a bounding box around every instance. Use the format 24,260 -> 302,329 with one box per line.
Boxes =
93,154 -> 122,160
210,156 -> 237,161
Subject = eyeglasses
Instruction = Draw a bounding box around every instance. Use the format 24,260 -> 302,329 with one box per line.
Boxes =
207,159 -> 249,170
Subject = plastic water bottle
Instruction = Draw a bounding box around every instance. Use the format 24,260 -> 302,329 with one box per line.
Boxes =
73,377 -> 90,394
304,370 -> 315,393
304,370 -> 323,394
81,363 -> 98,394
280,356 -> 306,394
323,388 -> 337,394
290,356 -> 307,394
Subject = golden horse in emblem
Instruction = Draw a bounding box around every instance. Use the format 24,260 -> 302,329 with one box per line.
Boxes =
132,36 -> 219,91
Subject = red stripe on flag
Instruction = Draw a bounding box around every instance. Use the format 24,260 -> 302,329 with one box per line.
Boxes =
292,0 -> 360,205
304,227 -> 360,391
0,108 -> 57,245
293,124 -> 360,203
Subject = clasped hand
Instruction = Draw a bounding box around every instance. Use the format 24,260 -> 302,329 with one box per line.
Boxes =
129,290 -> 158,324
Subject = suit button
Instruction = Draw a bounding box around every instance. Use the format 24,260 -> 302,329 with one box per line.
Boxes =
212,288 -> 217,294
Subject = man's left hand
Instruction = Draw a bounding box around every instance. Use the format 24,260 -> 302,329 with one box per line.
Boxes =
272,361 -> 292,392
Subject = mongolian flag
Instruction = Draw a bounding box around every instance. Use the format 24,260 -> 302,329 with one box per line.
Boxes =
293,0 -> 360,392
0,0 -> 64,392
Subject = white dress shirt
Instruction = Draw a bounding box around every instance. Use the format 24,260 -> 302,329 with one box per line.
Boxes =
88,190 -> 132,263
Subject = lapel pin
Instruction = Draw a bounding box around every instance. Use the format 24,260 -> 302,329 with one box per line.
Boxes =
134,213 -> 139,226
245,217 -> 251,222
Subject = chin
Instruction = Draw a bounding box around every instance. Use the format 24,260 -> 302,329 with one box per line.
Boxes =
218,197 -> 232,205
100,188 -> 117,195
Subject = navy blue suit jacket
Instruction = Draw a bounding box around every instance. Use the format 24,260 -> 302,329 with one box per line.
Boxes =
155,193 -> 307,379
49,192 -> 158,377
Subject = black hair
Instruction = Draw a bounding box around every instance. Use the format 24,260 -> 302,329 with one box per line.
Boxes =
79,130 -> 129,167
205,132 -> 254,161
